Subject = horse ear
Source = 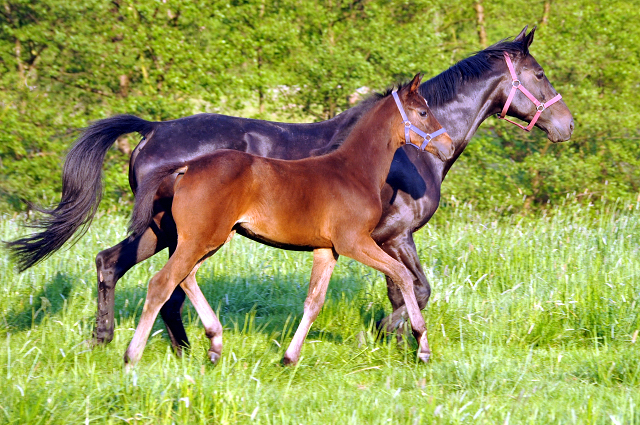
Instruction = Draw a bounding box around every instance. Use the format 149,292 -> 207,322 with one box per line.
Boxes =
514,26 -> 529,42
408,73 -> 422,93
525,26 -> 536,49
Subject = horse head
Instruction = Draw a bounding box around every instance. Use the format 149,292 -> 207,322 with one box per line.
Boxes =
498,26 -> 574,142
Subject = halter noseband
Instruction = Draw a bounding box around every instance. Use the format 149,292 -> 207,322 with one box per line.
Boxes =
498,52 -> 563,132
392,91 -> 447,150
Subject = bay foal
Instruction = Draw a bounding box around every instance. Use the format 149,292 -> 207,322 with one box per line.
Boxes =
124,74 -> 453,365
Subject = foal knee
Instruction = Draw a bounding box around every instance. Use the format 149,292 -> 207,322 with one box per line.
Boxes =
414,281 -> 431,309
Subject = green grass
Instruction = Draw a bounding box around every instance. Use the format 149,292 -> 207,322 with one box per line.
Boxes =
1,198 -> 639,424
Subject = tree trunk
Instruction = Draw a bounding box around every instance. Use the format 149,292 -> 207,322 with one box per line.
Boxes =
475,1 -> 487,48
541,1 -> 551,25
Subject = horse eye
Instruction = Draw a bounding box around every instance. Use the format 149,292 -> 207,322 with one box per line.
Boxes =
535,71 -> 545,79
419,111 -> 427,117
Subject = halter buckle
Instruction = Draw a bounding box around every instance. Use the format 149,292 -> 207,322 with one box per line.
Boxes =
536,104 -> 545,112
512,80 -> 521,88
404,121 -> 411,127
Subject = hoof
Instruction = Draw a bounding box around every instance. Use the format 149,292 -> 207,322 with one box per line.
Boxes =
418,351 -> 431,363
79,338 -> 97,349
281,356 -> 297,366
92,334 -> 113,346
208,351 -> 221,364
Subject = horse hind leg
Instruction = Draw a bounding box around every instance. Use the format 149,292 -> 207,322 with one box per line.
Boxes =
94,225 -> 168,345
160,286 -> 189,354
283,248 -> 339,366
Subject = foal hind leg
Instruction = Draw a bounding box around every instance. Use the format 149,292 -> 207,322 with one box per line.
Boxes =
160,231 -> 237,354
179,261 -> 224,364
124,242 -> 213,365
160,243 -> 190,355
283,248 -> 338,366
94,225 -> 168,344
378,232 -> 431,338
338,236 -> 431,362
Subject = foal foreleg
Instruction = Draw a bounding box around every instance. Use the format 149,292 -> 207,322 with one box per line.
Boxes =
283,248 -> 338,365
339,237 -> 431,362
379,232 -> 431,336
179,262 -> 224,364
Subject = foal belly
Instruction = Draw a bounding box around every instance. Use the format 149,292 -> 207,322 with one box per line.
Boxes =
235,213 -> 332,251
235,226 -> 316,251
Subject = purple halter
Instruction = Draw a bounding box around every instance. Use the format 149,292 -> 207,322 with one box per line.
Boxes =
392,91 -> 447,150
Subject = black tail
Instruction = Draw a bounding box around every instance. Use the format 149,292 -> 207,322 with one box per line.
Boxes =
6,115 -> 156,272
128,163 -> 184,239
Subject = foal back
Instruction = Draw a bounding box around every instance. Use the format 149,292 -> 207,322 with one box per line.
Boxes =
172,147 -> 383,252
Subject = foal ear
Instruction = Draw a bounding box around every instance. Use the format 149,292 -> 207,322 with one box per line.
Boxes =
408,73 -> 423,94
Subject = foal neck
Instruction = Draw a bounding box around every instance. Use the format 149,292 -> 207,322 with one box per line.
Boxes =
330,96 -> 402,188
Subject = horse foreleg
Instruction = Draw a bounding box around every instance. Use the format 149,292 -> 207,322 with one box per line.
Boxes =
283,248 -> 338,366
379,232 -> 431,338
338,236 -> 431,362
179,261 -> 223,364
94,225 -> 168,345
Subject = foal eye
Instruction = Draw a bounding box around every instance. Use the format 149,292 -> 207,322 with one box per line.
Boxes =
419,111 -> 427,117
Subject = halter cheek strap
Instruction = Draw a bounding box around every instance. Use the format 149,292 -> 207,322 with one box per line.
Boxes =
392,91 -> 447,150
498,52 -> 563,132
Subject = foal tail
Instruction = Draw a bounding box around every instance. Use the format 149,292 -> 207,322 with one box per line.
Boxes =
6,115 -> 156,272
128,163 -> 185,239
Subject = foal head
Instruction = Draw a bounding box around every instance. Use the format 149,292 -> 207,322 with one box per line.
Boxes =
391,74 -> 454,161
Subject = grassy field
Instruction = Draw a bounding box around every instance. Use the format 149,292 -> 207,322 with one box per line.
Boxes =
1,198 -> 639,424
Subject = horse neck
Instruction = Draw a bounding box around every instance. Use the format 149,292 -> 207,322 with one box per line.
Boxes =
419,71 -> 504,177
331,99 -> 401,189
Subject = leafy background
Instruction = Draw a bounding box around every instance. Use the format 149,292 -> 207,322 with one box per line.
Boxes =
1,0 -> 639,213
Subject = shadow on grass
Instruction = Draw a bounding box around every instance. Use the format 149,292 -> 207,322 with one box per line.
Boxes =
110,271 -> 391,347
5,272 -> 73,331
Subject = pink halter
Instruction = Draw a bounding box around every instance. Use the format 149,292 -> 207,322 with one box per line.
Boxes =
498,52 -> 563,132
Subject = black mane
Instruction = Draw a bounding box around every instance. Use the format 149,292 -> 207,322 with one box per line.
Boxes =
419,38 -> 530,107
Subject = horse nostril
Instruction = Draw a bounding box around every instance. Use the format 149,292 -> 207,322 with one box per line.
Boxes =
570,119 -> 575,134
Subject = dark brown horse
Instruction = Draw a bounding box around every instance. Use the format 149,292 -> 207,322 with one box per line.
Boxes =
7,27 -> 574,352
124,75 -> 453,365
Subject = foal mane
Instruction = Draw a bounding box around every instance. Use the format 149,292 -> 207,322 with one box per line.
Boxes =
419,37 -> 530,107
375,79 -> 417,100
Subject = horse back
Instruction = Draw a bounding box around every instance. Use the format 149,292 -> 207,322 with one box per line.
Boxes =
129,113 -> 347,192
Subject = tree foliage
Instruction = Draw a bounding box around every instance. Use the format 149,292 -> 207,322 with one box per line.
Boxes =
1,0 -> 638,213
